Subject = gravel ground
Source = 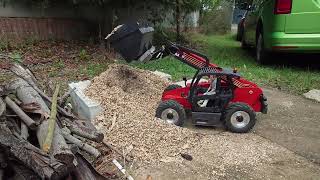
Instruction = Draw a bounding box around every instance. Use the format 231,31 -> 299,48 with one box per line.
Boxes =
87,64 -> 320,180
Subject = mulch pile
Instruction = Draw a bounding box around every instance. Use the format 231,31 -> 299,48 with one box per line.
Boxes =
86,64 -> 201,165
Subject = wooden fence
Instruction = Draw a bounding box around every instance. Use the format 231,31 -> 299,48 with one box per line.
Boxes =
0,17 -> 89,42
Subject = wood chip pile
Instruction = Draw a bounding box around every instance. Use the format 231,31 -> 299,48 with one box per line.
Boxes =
86,64 -> 201,165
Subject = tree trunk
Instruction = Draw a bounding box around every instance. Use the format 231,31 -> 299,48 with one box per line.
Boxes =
0,125 -> 70,180
9,79 -> 74,165
176,0 -> 181,42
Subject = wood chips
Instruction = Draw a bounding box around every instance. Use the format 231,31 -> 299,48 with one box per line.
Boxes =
86,64 -> 201,165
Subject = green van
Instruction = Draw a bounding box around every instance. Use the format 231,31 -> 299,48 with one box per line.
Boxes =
241,0 -> 320,64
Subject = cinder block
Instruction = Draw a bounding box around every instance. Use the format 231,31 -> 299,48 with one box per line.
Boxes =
69,80 -> 102,121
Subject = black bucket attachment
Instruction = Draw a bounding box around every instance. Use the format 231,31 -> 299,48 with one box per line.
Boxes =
106,22 -> 154,62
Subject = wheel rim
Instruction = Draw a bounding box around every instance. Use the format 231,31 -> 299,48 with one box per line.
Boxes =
161,108 -> 179,124
256,35 -> 262,62
230,111 -> 251,129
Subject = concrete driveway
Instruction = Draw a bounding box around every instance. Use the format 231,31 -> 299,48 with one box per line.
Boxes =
255,88 -> 320,165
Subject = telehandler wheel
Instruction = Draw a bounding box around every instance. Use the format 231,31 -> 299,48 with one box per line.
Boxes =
156,100 -> 186,127
223,102 -> 256,133
164,84 -> 182,92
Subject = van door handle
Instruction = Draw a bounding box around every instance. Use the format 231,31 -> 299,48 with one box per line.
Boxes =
313,0 -> 320,8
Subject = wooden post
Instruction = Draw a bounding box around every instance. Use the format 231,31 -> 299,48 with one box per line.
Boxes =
43,84 -> 60,153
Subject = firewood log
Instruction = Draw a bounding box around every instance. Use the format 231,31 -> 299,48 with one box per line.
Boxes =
0,124 -> 71,180
72,153 -> 108,180
4,97 -> 37,130
10,161 -> 41,180
61,128 -> 101,158
64,119 -> 104,143
0,98 -> 5,119
9,79 -> 74,165
20,122 -> 29,140
59,87 -> 75,106
9,63 -> 75,119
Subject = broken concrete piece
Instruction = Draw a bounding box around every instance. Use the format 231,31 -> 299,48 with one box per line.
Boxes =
152,71 -> 172,81
69,81 -> 102,121
303,89 -> 320,103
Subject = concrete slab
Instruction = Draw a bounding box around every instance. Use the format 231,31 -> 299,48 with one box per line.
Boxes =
303,89 -> 320,103
152,71 -> 172,81
69,80 -> 102,121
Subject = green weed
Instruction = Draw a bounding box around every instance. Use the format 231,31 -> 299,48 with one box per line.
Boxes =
78,49 -> 90,61
53,59 -> 65,69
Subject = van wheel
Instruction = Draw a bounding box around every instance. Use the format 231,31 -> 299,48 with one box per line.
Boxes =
256,33 -> 269,64
241,33 -> 249,49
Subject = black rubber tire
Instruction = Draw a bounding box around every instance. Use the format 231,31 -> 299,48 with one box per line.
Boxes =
241,33 -> 249,49
223,102 -> 256,133
164,84 -> 182,92
155,100 -> 186,127
256,32 -> 269,64
236,25 -> 243,41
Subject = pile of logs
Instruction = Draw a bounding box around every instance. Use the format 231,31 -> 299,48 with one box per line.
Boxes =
0,64 -> 108,180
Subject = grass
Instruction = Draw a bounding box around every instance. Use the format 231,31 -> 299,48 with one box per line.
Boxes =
2,34 -> 319,95
135,34 -> 320,95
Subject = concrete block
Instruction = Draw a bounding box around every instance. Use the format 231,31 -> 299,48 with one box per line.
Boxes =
303,89 -> 320,103
152,71 -> 172,81
69,80 -> 102,121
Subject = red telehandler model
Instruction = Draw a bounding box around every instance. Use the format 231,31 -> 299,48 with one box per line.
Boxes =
107,22 -> 268,133
154,43 -> 268,133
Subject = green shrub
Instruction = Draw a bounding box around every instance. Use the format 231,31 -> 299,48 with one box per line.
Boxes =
200,1 -> 233,35
153,26 -> 190,46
